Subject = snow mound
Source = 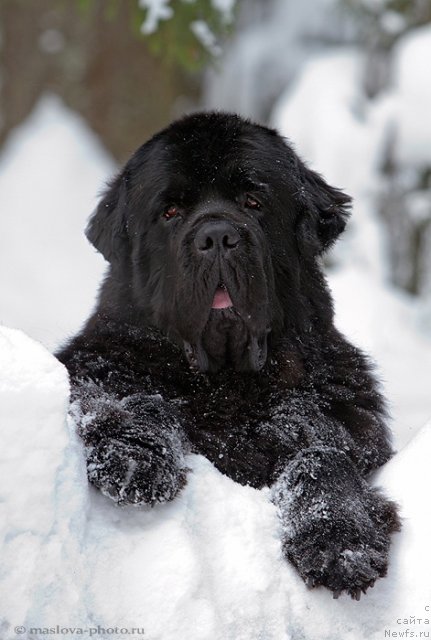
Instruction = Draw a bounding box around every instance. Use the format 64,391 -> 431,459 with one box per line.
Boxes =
0,95 -> 114,351
392,24 -> 431,166
1,327 -> 430,640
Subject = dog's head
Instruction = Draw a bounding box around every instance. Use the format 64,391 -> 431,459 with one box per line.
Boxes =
87,112 -> 351,372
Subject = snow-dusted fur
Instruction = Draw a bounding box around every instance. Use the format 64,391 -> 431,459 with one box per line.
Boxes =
57,112 -> 400,599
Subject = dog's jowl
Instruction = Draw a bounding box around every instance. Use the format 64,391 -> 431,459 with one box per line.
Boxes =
57,112 -> 400,600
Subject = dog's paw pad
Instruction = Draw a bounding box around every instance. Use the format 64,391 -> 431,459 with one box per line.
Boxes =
297,545 -> 387,599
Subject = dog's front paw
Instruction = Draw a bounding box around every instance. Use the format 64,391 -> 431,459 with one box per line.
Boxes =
86,438 -> 188,506
273,447 -> 401,599
286,535 -> 388,600
284,489 -> 401,599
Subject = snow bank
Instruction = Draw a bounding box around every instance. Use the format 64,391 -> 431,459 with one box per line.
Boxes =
0,95 -> 113,351
391,24 -> 431,166
1,327 -> 430,640
0,327 -> 89,631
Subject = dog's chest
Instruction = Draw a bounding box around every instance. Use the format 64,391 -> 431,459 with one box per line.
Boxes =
136,337 -> 304,487
163,368 -> 294,488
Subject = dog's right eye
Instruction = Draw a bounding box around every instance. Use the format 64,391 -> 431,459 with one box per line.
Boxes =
163,205 -> 180,220
244,194 -> 262,210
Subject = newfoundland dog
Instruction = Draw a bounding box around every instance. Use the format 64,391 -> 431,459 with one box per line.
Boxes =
57,112 -> 400,600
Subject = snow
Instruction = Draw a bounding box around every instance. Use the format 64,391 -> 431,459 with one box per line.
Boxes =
330,267 -> 431,449
0,327 -> 87,629
139,0 -> 236,38
376,422 -> 431,614
203,0 -> 341,121
1,325 -> 430,639
391,24 -> 431,166
0,95 -> 113,351
379,10 -> 406,36
190,20 -> 222,58
211,0 -> 236,24
139,0 -> 173,35
272,50 -> 380,198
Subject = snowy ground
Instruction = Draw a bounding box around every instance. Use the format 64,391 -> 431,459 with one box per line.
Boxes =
1,96 -> 431,638
0,95 -> 112,351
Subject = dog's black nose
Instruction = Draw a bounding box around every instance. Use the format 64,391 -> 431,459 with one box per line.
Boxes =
194,220 -> 240,254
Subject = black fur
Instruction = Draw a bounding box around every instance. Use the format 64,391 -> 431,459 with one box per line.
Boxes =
57,112 -> 400,599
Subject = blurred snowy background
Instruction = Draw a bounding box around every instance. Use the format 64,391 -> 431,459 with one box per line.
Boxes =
0,0 -> 430,448
1,2 -> 431,638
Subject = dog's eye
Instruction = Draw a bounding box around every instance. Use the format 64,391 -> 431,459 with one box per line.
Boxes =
244,195 -> 261,210
163,205 -> 180,220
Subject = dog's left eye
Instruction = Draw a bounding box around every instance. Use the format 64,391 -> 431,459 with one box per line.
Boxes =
244,195 -> 261,210
163,205 -> 180,220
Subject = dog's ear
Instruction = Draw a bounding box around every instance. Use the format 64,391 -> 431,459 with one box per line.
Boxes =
294,157 -> 352,255
86,172 -> 130,265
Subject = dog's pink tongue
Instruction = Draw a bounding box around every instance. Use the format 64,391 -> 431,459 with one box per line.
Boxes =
212,287 -> 233,309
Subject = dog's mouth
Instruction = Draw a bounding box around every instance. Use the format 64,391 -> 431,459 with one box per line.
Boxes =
211,283 -> 233,310
182,280 -> 269,373
176,265 -> 272,373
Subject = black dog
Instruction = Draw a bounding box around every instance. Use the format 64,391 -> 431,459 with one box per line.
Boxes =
57,112 -> 400,600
